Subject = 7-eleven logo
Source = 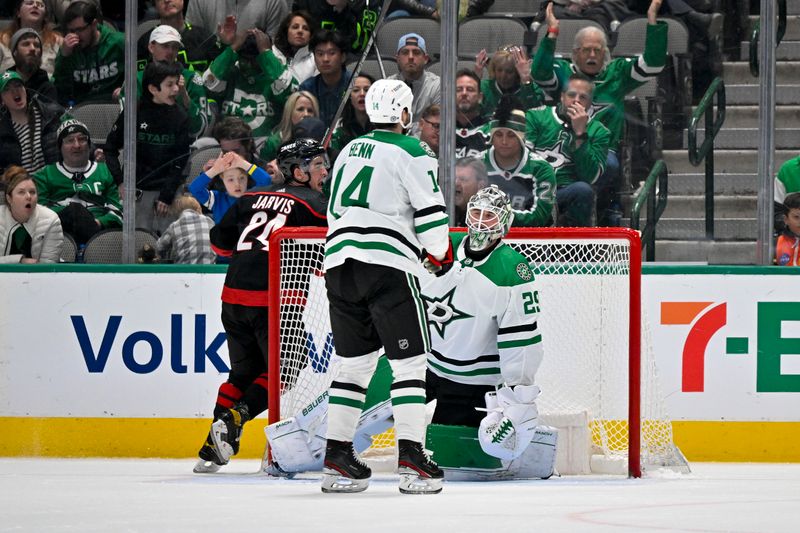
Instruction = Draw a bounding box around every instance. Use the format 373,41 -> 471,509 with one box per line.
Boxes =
661,301 -> 800,394
661,302 -> 727,393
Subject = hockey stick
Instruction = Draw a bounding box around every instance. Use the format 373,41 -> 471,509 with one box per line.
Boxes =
321,0 -> 394,149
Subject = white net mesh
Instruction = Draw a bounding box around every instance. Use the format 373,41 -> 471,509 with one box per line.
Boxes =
270,228 -> 687,475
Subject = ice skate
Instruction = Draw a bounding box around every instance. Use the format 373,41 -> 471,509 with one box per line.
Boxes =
210,403 -> 250,464
193,432 -> 224,473
321,439 -> 371,493
397,439 -> 443,494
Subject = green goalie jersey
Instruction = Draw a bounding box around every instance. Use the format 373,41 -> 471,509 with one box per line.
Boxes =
531,21 -> 667,150
421,232 -> 544,387
481,146 -> 556,227
325,130 -> 449,273
525,105 -> 610,187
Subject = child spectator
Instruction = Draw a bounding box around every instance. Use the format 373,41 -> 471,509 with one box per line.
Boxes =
1,164 -> 63,263
104,60 -> 191,235
203,16 -> 296,145
156,194 -> 215,264
272,10 -> 318,85
259,90 -> 319,162
53,1 -> 124,105
0,70 -> 63,174
776,193 -> 800,266
0,0 -> 63,76
188,150 -> 271,224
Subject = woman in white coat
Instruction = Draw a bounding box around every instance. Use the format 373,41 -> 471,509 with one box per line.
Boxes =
1,164 -> 63,263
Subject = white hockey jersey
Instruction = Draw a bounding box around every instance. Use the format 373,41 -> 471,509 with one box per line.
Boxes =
421,233 -> 544,387
325,130 -> 449,272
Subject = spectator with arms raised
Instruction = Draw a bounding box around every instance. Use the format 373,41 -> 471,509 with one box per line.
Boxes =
474,44 -> 545,119
186,0 -> 288,42
203,16 -> 296,146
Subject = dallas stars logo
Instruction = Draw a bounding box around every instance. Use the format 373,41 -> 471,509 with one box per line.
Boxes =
422,287 -> 473,337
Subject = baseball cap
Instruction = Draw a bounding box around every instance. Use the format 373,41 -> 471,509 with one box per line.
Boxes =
0,71 -> 24,93
10,28 -> 42,54
396,33 -> 427,55
149,24 -> 183,45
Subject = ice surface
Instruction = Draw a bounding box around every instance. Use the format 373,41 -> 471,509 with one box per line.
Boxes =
2,459 -> 799,532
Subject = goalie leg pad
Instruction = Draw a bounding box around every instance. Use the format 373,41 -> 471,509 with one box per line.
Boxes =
266,417 -> 326,473
507,426 -> 559,479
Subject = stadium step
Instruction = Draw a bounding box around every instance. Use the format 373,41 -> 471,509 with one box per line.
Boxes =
710,105 -> 800,128
665,173 -> 758,196
745,15 -> 800,41
682,127 -> 800,149
631,218 -> 757,240
740,40 -> 800,61
630,195 -> 757,219
723,83 -> 800,105
662,149 -> 797,174
722,60 -> 800,85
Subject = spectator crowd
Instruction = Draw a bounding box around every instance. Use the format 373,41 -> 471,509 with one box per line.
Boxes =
0,0 -> 742,264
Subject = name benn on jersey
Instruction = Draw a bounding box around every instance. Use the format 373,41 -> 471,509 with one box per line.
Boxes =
72,62 -> 119,83
348,141 -> 375,159
252,194 -> 295,214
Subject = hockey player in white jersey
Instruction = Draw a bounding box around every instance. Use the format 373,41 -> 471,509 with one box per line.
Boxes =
422,185 -> 556,479
321,78 -> 452,494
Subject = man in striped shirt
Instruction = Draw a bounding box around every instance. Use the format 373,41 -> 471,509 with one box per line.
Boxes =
322,79 -> 450,495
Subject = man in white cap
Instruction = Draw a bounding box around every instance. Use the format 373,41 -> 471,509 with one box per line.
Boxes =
135,0 -> 221,74
388,32 -> 440,133
135,24 -> 209,137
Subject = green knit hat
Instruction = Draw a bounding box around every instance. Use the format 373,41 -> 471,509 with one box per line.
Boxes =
0,71 -> 23,93
489,107 -> 527,145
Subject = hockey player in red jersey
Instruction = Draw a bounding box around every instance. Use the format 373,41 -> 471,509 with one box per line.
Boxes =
194,138 -> 328,473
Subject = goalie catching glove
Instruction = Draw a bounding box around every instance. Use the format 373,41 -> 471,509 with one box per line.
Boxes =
422,240 -> 454,277
478,384 -> 541,460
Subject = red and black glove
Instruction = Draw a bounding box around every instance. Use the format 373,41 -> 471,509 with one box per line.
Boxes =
422,240 -> 454,277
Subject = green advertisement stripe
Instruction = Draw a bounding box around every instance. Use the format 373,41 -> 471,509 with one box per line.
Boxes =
429,360 -> 502,377
498,335 -> 542,349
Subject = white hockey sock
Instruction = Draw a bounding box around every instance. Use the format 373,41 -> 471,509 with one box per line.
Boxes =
388,354 -> 427,443
327,351 -> 380,442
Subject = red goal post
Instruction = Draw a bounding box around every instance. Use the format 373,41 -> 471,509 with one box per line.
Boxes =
267,227 -> 681,478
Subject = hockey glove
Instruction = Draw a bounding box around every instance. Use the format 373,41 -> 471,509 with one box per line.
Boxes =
422,241 -> 454,277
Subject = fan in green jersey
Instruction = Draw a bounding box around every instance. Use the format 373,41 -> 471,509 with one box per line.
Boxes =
483,95 -> 556,227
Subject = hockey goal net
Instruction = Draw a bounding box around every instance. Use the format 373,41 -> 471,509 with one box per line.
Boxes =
267,227 -> 687,477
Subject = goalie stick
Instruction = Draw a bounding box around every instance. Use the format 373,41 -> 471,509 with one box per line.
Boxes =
321,0 -> 395,149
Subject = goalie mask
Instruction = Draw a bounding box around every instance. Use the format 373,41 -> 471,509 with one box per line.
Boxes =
365,79 -> 414,129
277,138 -> 329,185
466,185 -> 514,252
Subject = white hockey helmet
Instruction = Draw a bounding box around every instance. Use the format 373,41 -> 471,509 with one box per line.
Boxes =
466,185 -> 514,251
365,78 -> 414,129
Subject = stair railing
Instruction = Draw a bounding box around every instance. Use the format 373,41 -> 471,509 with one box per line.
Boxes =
750,0 -> 787,76
688,76 -> 726,240
630,159 -> 668,262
